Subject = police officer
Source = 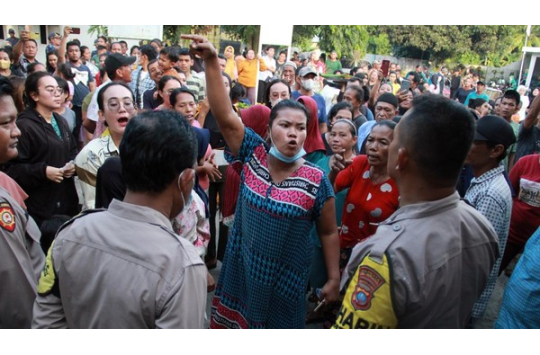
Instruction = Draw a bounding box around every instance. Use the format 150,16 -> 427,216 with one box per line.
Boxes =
0,76 -> 45,328
334,95 -> 499,329
32,110 -> 207,329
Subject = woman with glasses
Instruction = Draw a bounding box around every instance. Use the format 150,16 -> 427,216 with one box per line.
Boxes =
5,72 -> 79,226
74,82 -> 137,210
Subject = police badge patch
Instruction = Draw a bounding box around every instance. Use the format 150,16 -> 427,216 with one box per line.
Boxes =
0,202 -> 16,232
351,265 -> 385,311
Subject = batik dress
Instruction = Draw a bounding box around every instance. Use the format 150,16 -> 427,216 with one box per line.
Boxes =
210,128 -> 334,329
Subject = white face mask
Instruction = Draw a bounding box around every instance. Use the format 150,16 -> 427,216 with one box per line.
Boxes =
270,98 -> 282,107
301,79 -> 315,91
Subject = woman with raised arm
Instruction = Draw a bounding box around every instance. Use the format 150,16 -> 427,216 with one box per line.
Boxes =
183,35 -> 340,329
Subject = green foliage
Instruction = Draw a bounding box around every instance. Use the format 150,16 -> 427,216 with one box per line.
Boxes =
163,25 -> 214,46
220,25 -> 260,50
87,25 -> 108,37
368,33 -> 392,55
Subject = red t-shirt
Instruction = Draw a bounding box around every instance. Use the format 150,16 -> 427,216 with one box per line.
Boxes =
335,155 -> 399,248
508,154 -> 540,245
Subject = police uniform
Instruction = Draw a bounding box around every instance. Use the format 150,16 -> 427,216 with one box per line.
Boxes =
0,187 -> 44,328
32,199 -> 207,329
333,192 -> 498,329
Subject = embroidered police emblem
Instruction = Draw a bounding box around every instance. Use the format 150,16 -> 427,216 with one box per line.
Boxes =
0,202 -> 16,232
351,265 -> 385,311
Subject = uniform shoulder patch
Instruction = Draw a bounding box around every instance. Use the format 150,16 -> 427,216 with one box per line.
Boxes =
37,241 -> 57,296
351,265 -> 385,311
0,202 -> 16,232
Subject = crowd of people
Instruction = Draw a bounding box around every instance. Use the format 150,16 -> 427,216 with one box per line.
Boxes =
0,27 -> 539,329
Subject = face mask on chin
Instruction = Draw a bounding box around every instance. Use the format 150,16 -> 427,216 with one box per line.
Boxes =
268,129 -> 306,164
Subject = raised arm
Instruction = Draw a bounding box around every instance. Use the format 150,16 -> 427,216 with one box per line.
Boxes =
523,94 -> 540,130
182,35 -> 244,156
57,26 -> 71,64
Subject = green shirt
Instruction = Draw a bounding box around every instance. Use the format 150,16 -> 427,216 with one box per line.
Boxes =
325,59 -> 342,74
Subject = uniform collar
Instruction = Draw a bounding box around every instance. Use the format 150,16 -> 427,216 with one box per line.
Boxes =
385,192 -> 461,224
107,199 -> 174,231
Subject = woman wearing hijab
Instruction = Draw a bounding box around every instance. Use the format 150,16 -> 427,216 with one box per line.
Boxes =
223,45 -> 238,81
297,95 -> 327,164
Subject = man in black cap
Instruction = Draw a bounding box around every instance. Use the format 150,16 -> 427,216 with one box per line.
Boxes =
7,28 -> 19,47
464,80 -> 489,107
84,53 -> 136,135
464,115 -> 516,327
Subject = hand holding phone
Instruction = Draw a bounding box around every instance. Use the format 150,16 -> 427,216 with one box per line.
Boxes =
381,60 -> 390,77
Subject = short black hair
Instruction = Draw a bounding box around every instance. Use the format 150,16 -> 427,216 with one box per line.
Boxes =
97,82 -> 135,112
328,101 -> 353,122
469,98 -> 487,110
26,62 -> 45,75
269,99 -> 309,127
139,44 -> 157,61
178,48 -> 194,60
217,54 -> 227,61
98,35 -> 108,43
230,83 -> 245,101
119,40 -> 128,46
160,46 -> 180,63
0,48 -> 13,61
399,95 -> 475,187
25,38 -> 38,47
120,110 -> 197,194
80,45 -> 89,54
170,87 -> 196,106
96,45 -> 107,52
502,90 -> 521,106
0,76 -> 13,100
66,41 -> 80,51
407,72 -> 421,84
346,84 -> 365,104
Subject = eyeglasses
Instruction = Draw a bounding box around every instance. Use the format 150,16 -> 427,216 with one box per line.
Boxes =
43,87 -> 64,96
107,99 -> 135,112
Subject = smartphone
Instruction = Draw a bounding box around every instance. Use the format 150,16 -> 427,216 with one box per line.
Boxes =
70,27 -> 81,35
381,60 -> 390,77
400,79 -> 411,92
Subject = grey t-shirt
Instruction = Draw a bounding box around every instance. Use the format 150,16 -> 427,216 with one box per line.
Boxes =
66,62 -> 94,107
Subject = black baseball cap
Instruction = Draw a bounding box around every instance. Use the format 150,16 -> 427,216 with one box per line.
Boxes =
105,53 -> 136,73
474,115 -> 516,149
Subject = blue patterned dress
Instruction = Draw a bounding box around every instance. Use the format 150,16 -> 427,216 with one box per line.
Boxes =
210,128 -> 334,329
